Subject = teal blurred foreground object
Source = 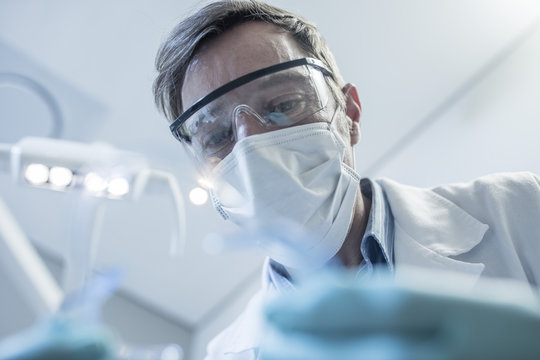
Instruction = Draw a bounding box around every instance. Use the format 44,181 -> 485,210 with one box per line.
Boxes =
0,270 -> 121,360
0,268 -> 184,360
260,268 -> 540,360
0,320 -> 113,360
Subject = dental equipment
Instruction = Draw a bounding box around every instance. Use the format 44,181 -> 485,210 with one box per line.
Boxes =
0,136 -> 186,303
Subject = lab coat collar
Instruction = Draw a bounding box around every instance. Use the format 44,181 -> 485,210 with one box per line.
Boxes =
360,178 -> 395,272
378,178 -> 487,285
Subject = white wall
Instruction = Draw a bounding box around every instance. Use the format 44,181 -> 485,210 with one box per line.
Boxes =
367,20 -> 540,185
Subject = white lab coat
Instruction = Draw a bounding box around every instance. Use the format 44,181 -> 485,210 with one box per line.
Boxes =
204,172 -> 540,360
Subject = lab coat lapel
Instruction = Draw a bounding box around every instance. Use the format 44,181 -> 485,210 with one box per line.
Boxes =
378,178 -> 488,286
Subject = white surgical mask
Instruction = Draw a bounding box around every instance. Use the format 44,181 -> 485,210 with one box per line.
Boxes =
208,122 -> 360,269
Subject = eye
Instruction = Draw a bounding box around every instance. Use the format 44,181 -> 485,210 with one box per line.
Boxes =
205,126 -> 233,147
192,125 -> 233,161
190,110 -> 233,151
271,100 -> 297,114
264,95 -> 307,126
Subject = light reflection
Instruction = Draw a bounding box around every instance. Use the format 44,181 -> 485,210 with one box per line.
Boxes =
84,172 -> 107,193
24,163 -> 49,185
189,187 -> 208,205
49,166 -> 73,187
108,177 -> 130,197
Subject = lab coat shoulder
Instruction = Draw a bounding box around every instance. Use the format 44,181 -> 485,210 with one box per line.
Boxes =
379,171 -> 540,286
432,171 -> 540,285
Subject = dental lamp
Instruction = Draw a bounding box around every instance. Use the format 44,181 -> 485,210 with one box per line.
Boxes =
9,137 -> 149,199
0,136 -> 186,314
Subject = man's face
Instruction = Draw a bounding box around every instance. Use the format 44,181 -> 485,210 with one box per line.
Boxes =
181,21 -> 356,169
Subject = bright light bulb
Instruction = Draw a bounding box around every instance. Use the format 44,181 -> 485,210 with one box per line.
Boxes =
84,172 -> 107,193
49,166 -> 73,187
24,163 -> 49,185
107,177 -> 130,197
189,187 -> 208,205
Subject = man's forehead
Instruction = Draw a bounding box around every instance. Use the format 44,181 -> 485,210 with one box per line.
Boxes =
181,21 -> 308,108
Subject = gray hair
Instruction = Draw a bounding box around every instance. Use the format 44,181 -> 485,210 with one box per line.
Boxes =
153,0 -> 346,122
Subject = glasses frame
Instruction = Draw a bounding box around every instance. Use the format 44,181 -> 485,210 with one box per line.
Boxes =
170,57 -> 334,143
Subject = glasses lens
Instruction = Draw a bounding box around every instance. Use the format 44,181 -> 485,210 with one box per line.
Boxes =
181,63 -> 330,173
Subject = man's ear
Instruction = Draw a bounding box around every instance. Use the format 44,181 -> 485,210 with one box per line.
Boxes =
342,83 -> 362,145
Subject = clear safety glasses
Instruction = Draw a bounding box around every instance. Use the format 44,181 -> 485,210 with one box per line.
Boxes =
170,57 -> 334,172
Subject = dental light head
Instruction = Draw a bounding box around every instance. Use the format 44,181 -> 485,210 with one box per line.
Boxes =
0,136 -> 186,328
7,137 -> 146,199
0,136 -> 186,257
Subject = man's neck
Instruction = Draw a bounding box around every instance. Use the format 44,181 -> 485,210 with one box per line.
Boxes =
334,191 -> 372,267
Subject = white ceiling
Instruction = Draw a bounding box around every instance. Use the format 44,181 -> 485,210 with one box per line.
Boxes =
1,0 -> 539,329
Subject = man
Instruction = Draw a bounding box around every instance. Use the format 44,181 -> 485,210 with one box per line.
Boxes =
153,1 -> 540,359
